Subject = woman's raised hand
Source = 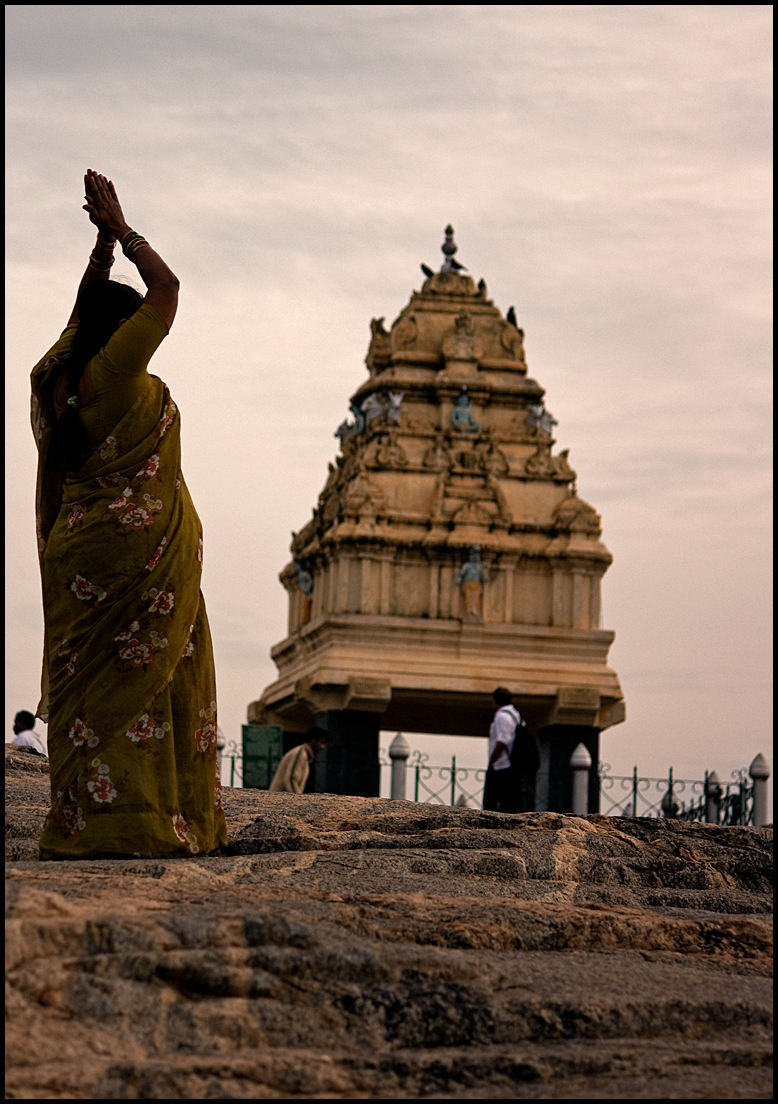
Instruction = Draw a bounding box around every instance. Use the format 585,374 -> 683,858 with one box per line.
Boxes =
82,170 -> 130,241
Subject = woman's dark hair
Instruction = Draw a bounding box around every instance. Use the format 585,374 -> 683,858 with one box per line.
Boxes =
52,280 -> 144,471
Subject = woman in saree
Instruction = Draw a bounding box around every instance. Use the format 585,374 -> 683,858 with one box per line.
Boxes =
31,170 -> 227,859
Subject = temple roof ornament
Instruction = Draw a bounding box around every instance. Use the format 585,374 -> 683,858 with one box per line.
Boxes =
440,224 -> 467,272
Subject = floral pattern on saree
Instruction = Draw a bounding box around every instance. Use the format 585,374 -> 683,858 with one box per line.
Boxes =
147,587 -> 174,616
30,342 -> 227,859
87,758 -> 118,804
59,784 -> 86,837
57,639 -> 82,678
68,717 -> 99,750
146,536 -> 168,572
66,501 -> 88,531
172,813 -> 200,854
195,700 -> 218,754
126,714 -> 170,743
114,619 -> 169,670
69,574 -> 107,602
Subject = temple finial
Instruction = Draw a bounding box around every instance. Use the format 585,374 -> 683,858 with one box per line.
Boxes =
440,225 -> 467,272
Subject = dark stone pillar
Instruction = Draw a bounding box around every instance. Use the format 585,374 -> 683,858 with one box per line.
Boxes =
536,725 -> 600,813
311,710 -> 381,797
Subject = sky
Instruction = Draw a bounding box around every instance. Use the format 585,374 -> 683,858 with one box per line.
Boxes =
5,6 -> 772,805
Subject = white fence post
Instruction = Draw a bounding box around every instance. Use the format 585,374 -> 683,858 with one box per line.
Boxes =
705,771 -> 722,823
749,753 -> 770,827
389,732 -> 410,800
570,743 -> 592,815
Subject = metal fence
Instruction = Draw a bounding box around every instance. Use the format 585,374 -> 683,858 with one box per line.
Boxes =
597,763 -> 755,825
219,741 -> 757,825
220,739 -> 245,787
388,750 -> 487,809
219,742 -> 487,807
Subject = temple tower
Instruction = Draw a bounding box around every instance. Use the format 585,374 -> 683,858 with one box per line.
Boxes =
249,228 -> 624,810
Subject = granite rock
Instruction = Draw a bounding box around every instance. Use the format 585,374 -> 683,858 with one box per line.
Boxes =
5,745 -> 773,1098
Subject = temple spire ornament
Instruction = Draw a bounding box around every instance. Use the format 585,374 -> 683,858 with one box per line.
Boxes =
440,224 -> 467,272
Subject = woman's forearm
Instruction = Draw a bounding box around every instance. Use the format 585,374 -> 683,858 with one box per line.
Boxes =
68,233 -> 117,325
119,227 -> 179,290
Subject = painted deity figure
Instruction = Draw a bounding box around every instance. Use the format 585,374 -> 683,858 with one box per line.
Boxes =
293,559 -> 313,596
456,545 -> 487,622
451,388 -> 479,433
293,558 -> 313,626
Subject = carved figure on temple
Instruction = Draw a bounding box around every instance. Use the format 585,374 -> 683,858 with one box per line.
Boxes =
360,393 -> 385,423
553,448 -> 576,482
451,388 -> 479,433
526,403 -> 558,435
525,440 -> 557,478
365,317 -> 392,374
479,435 -> 510,475
500,319 -> 525,359
293,559 -> 314,597
375,431 -> 408,469
423,432 -> 452,472
293,558 -> 314,625
391,312 -> 418,351
335,400 -> 366,444
456,544 -> 487,622
525,441 -> 577,482
387,392 -> 403,422
443,309 -> 477,363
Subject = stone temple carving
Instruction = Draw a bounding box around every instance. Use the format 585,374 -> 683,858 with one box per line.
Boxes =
527,403 -> 558,435
456,544 -> 487,622
450,388 -> 479,433
250,227 -> 625,805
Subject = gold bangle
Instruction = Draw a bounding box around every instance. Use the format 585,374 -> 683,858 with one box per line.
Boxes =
122,231 -> 148,258
96,236 -> 116,250
89,252 -> 115,270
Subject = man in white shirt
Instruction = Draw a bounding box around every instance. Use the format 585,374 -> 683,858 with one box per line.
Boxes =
11,710 -> 48,757
483,687 -> 523,813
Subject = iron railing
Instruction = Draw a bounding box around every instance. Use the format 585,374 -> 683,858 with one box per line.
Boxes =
397,750 -> 486,809
597,763 -> 755,825
219,739 -> 244,787
219,742 -> 755,824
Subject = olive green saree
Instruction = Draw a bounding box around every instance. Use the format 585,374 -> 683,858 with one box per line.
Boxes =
31,311 -> 227,859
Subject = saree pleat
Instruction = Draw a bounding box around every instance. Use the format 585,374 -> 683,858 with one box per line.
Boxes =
31,353 -> 227,860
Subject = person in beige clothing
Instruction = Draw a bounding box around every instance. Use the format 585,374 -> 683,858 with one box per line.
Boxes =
268,728 -> 327,794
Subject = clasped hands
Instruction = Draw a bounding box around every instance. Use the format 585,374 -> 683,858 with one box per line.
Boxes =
82,169 -> 130,243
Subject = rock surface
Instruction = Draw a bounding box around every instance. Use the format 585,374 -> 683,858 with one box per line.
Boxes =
5,744 -> 773,1099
